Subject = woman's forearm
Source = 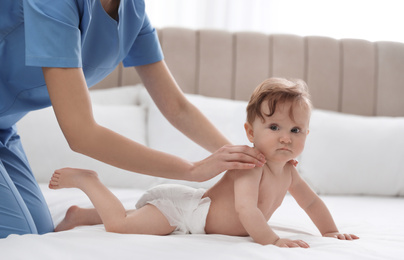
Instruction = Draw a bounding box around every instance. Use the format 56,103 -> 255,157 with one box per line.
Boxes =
44,66 -> 264,182
71,123 -> 195,181
135,61 -> 231,153
166,100 -> 232,152
43,67 -> 194,180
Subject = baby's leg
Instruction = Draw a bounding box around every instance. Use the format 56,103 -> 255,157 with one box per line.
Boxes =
55,206 -> 175,235
123,204 -> 176,235
50,168 -> 126,232
49,168 -> 175,235
54,206 -> 102,232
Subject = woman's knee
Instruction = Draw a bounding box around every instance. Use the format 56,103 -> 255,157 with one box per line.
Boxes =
0,130 -> 53,237
0,165 -> 39,237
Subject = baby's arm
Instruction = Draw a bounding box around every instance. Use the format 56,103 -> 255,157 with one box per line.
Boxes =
233,168 -> 309,247
288,168 -> 359,240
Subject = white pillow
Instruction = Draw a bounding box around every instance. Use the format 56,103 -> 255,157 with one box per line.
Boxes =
17,104 -> 160,189
146,92 -> 251,188
90,84 -> 143,105
299,109 -> 404,196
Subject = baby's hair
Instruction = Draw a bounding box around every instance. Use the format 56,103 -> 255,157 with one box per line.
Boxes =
246,77 -> 312,124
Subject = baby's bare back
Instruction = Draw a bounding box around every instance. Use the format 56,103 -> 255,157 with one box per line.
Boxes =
203,167 -> 291,236
203,172 -> 248,235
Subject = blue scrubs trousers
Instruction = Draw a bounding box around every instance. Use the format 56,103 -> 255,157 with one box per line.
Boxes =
0,126 -> 54,238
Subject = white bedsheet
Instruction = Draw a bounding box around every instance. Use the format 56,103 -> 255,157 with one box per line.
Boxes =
1,184 -> 403,260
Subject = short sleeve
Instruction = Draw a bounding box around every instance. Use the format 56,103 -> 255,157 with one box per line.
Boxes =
122,14 -> 164,67
23,0 -> 82,67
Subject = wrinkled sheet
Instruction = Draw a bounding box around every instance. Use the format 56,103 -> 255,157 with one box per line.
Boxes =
1,184 -> 403,260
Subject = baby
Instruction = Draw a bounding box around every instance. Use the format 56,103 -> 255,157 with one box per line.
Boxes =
50,78 -> 358,248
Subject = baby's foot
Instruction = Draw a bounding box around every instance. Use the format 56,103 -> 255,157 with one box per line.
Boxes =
49,167 -> 98,190
54,205 -> 82,232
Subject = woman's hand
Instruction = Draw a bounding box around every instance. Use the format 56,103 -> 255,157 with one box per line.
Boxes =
189,145 -> 267,182
288,159 -> 299,167
323,232 -> 359,240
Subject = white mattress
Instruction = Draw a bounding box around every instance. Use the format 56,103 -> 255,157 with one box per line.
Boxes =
1,184 -> 403,260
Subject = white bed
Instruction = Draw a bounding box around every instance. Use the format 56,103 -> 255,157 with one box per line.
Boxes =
2,27 -> 404,259
1,184 -> 403,260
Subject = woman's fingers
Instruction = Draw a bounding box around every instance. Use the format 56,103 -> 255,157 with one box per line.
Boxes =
191,145 -> 268,182
287,159 -> 299,167
218,145 -> 266,165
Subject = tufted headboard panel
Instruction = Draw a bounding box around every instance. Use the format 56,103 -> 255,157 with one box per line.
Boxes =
93,27 -> 404,117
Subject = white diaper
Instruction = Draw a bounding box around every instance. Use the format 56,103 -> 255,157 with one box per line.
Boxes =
135,184 -> 211,234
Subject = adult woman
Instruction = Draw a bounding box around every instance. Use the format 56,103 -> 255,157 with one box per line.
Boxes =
0,0 -> 265,238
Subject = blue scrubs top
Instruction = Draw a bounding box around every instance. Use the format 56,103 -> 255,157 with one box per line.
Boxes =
0,0 -> 164,129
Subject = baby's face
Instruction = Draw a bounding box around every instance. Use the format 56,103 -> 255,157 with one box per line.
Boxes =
245,101 -> 310,163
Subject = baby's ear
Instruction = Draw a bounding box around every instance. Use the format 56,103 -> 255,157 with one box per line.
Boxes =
244,122 -> 254,143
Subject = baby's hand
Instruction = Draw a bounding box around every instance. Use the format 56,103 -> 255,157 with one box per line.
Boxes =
323,232 -> 359,240
274,238 -> 310,248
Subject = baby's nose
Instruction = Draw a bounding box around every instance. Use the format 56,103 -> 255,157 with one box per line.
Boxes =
279,135 -> 292,143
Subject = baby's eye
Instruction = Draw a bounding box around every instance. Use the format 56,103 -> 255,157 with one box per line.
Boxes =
291,127 -> 301,133
269,124 -> 279,131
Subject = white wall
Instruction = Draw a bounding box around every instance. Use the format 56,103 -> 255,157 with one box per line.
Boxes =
145,0 -> 404,43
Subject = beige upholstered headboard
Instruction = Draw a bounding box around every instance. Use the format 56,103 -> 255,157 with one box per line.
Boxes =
93,27 -> 404,117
